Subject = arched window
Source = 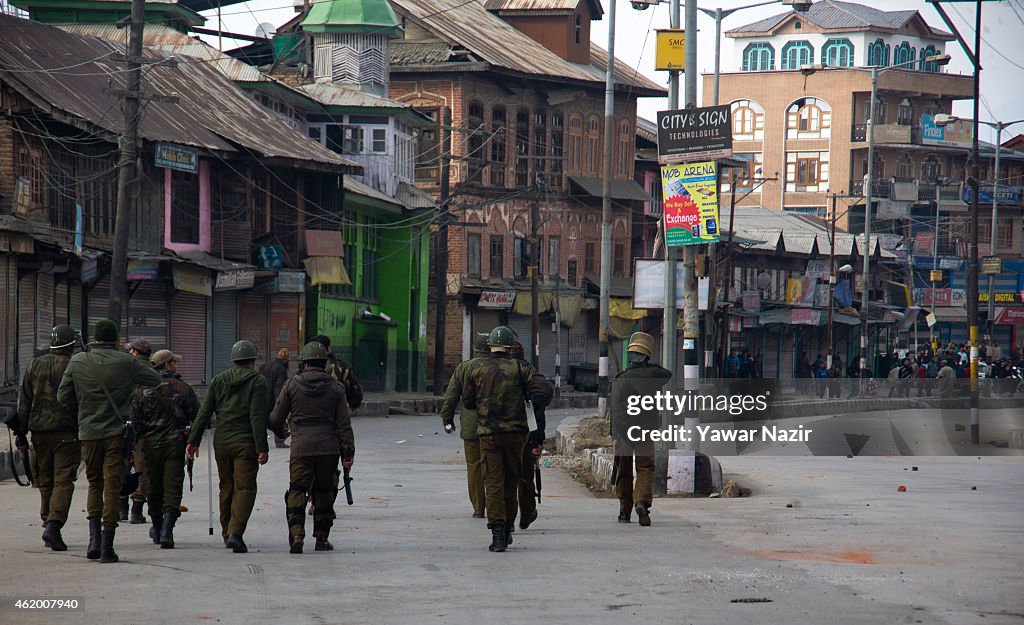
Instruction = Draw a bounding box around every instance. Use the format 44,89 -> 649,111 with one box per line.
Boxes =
490,106 -> 507,187
822,38 -> 854,67
567,114 -> 583,174
786,97 -> 831,139
780,40 -> 813,70
742,42 -> 774,71
467,101 -> 484,181
616,120 -> 632,178
896,153 -> 913,179
893,41 -> 915,66
731,99 -> 765,140
584,115 -> 600,175
515,108 -> 530,187
921,154 -> 942,183
862,153 -> 885,179
863,96 -> 887,125
867,38 -> 889,67
919,45 -> 939,72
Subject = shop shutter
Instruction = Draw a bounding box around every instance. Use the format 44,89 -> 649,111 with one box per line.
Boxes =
86,277 -> 110,343
508,314 -> 532,354
0,256 -> 13,384
127,280 -> 170,352
18,274 -> 36,379
69,283 -> 83,336
269,293 -> 301,359
170,290 -> 207,386
54,279 -> 69,326
240,292 -> 269,367
211,291 -> 239,377
471,309 -> 500,337
36,272 -> 54,349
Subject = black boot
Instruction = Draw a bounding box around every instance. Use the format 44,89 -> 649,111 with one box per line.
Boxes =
226,533 -> 247,553
99,528 -> 118,563
488,527 -> 507,552
635,501 -> 652,527
86,519 -> 101,560
159,513 -> 177,549
149,515 -> 163,545
42,521 -> 67,551
130,500 -> 146,524
504,523 -> 514,546
119,497 -> 129,522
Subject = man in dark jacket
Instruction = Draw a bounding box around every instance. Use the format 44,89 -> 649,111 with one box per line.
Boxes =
126,338 -> 154,525
16,324 -> 80,551
441,333 -> 490,518
509,341 -> 550,532
57,319 -> 161,563
308,335 -> 363,411
610,332 -> 672,526
131,349 -> 199,549
268,341 -> 355,554
186,340 -> 268,554
261,348 -> 290,448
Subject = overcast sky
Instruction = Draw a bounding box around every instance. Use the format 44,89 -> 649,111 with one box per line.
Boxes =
198,0 -> 1024,144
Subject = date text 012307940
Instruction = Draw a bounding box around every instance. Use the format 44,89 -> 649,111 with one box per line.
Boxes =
7,598 -> 83,611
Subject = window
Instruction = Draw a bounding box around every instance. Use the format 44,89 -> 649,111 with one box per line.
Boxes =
489,235 -> 504,277
371,128 -> 387,153
550,112 -> 564,188
919,45 -> 939,72
575,15 -> 581,44
731,99 -> 765,140
785,151 -> 829,192
997,218 -> 1013,249
534,109 -> 547,179
490,107 -> 507,187
584,241 -> 596,274
613,241 -> 625,277
514,235 -> 530,278
867,38 -> 889,67
896,153 -> 914,179
467,102 -> 484,181
325,125 -> 364,154
515,109 -> 530,187
897,100 -> 915,126
567,259 -> 578,286
894,41 -> 915,66
415,108 -> 440,183
170,170 -> 200,244
780,40 -> 813,70
616,120 -> 631,177
786,97 -> 831,139
722,153 -> 763,193
863,96 -> 887,125
584,116 -> 600,175
862,154 -> 885,179
822,38 -> 854,67
467,233 -> 481,277
567,115 -> 583,174
548,236 -> 561,278
921,154 -> 942,183
742,42 -> 774,71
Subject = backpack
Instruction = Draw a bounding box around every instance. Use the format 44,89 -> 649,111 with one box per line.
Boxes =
325,358 -> 363,410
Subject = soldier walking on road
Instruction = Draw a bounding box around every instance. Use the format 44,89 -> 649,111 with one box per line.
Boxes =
610,332 -> 671,526
308,335 -> 363,411
126,338 -> 154,525
461,326 -> 552,552
261,348 -> 290,449
509,341 -> 549,532
57,319 -> 161,563
15,325 -> 81,551
440,333 -> 489,518
186,340 -> 268,554
132,350 -> 199,549
269,341 -> 354,554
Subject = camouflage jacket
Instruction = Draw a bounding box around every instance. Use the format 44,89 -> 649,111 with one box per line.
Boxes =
132,370 -> 200,448
461,353 -> 552,437
17,349 -> 77,434
609,361 -> 672,442
440,357 -> 484,441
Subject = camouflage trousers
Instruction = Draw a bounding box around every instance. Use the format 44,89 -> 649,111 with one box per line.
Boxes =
479,432 -> 527,530
81,435 -> 127,530
130,439 -> 148,503
30,430 -> 81,525
518,442 -> 538,523
144,439 -> 185,518
285,455 -> 340,540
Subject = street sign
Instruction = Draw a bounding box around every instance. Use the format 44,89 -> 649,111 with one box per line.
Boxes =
981,256 -> 1002,275
656,105 -> 732,164
155,142 -> 198,173
963,183 -> 1023,205
661,161 -> 720,247
926,312 -> 937,328
929,269 -> 943,282
655,29 -> 685,71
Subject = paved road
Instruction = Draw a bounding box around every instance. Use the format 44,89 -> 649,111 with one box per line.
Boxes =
0,409 -> 1021,625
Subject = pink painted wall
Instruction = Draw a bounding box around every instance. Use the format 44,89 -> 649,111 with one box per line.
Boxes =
164,160 -> 211,253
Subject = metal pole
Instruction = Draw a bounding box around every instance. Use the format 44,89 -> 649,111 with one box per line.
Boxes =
721,169 -> 738,372
968,0 -> 982,445
932,179 -> 940,350
554,274 -> 561,405
598,0 -> 615,420
860,67 -> 878,386
432,108 -> 452,396
987,122 -> 1002,335
531,190 -> 540,368
662,0 -> 681,387
712,8 -> 722,106
828,192 -> 837,368
206,433 -> 213,536
682,0 -> 699,459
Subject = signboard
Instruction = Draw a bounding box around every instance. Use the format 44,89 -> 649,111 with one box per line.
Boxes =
656,105 -> 732,164
926,312 -> 937,328
173,263 -> 212,296
655,29 -> 685,71
921,114 -> 973,148
963,183 -> 1023,205
805,259 -> 829,280
632,259 -> 685,309
742,290 -> 761,312
950,288 -> 967,308
81,257 -> 98,284
914,231 -> 935,255
785,276 -> 816,307
257,244 -> 285,270
698,276 -> 710,311
978,291 -> 1022,304
305,230 -> 345,257
155,142 -> 198,173
661,161 -> 720,247
873,124 -> 912,144
215,269 -> 255,291
127,259 -> 160,281
478,290 -> 516,309
791,309 -> 822,325
253,270 -> 306,294
930,269 -> 943,282
994,307 -> 1024,325
981,256 -> 1002,275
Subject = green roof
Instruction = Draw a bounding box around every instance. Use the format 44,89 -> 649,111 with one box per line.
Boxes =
301,0 -> 402,37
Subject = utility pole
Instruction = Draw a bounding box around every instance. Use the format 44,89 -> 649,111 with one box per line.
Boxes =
967,0 -> 982,445
987,122 -> 1003,334
682,0 -> 699,398
828,192 -> 837,368
531,184 -> 540,368
720,168 -> 738,371
598,0 -> 615,420
108,0 -> 145,327
432,107 -> 452,396
661,0 -> 680,407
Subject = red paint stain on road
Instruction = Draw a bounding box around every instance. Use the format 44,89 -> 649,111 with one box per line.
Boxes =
739,548 -> 879,564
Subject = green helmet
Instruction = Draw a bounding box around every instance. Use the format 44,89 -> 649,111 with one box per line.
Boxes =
230,340 -> 259,362
299,341 -> 329,362
50,324 -> 78,349
472,333 -> 489,355
487,326 -> 516,348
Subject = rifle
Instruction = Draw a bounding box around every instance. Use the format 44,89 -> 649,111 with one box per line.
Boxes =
342,466 -> 354,506
535,464 -> 542,503
2,406 -> 32,487
184,426 -> 193,491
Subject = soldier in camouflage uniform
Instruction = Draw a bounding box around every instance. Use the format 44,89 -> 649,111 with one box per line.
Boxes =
461,326 -> 552,552
268,341 -> 354,554
308,335 -> 363,411
440,333 -> 490,518
131,349 -> 199,549
610,332 -> 671,526
126,338 -> 154,524
15,324 -> 80,551
509,342 -> 549,532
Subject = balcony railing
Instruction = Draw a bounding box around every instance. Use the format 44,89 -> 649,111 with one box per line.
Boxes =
849,178 -> 893,198
850,124 -> 922,145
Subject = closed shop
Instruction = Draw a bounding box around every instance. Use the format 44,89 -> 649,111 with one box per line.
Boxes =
1,256 -> 15,385
269,293 -> 302,358
36,272 -> 54,349
127,280 -> 170,352
54,278 -> 69,326
69,283 -> 83,334
170,290 -> 207,387
508,314 -> 531,353
471,308 -> 501,338
240,292 -> 270,366
86,276 -> 111,342
211,290 -> 239,377
18,274 -> 36,378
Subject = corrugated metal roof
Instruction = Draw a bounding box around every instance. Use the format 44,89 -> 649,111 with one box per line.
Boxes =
344,176 -> 403,211
728,1 -> 952,40
389,0 -> 663,95
397,181 -> 437,209
0,16 -> 357,173
635,117 -> 657,143
390,40 -> 454,65
300,82 -> 410,109
484,0 -> 599,15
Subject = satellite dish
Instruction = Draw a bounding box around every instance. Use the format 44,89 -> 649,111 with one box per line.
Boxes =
756,272 -> 772,290
255,22 -> 277,39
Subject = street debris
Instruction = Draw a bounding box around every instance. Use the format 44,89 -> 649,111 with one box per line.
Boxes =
731,597 -> 773,603
897,485 -> 907,492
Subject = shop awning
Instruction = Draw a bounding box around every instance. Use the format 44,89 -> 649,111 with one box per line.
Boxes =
303,256 -> 352,286
931,307 -> 968,322
568,175 -> 654,202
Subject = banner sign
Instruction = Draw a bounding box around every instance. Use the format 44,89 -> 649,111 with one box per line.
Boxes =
661,161 -> 720,247
215,269 -> 255,291
994,307 -> 1024,325
656,105 -> 732,164
173,263 -> 212,296
963,183 -> 1022,205
155,142 -> 198,173
127,259 -> 160,281
921,114 -> 972,148
478,290 -> 516,309
981,256 -> 1002,275
632,259 -> 685,309
655,29 -> 685,71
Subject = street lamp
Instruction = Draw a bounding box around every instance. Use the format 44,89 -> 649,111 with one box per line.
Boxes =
801,52 -> 951,384
935,114 -> 1024,333
697,0 -> 812,106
